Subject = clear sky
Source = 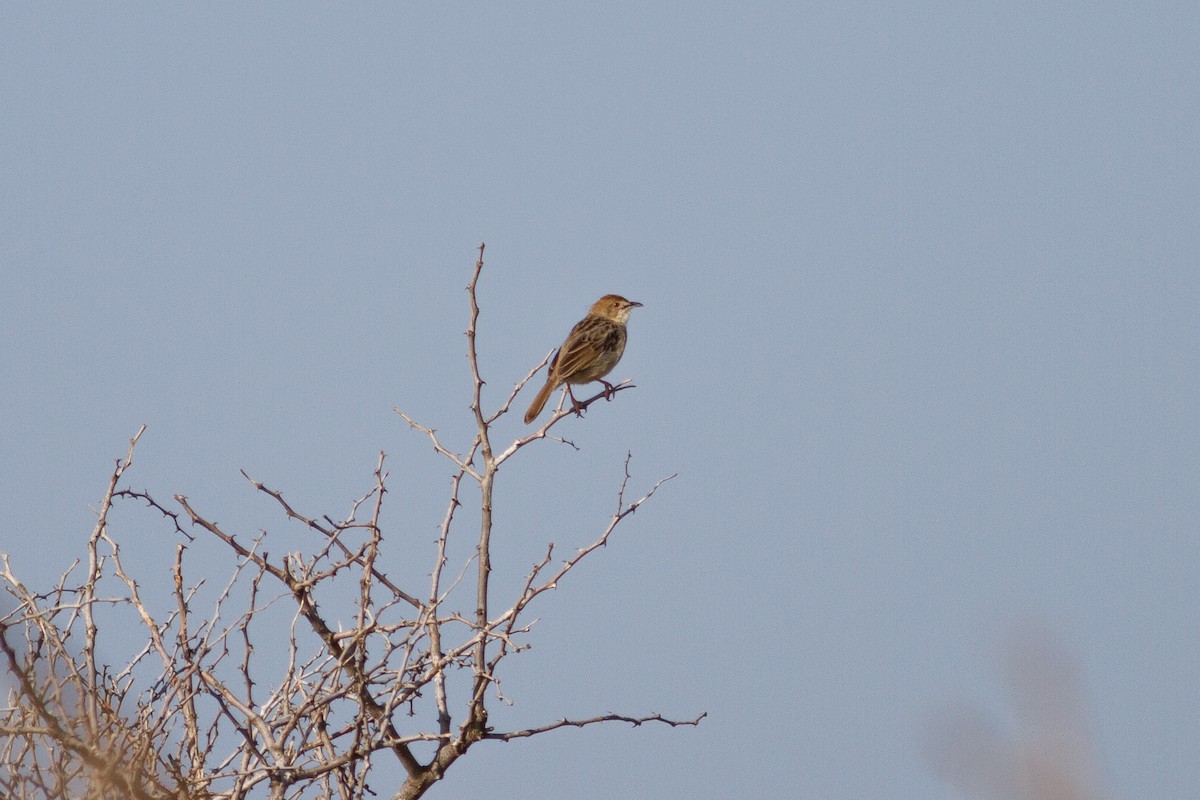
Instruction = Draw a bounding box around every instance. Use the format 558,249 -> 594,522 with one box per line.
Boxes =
2,4 -> 1197,798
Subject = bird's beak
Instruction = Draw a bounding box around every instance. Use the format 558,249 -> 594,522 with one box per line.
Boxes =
629,300 -> 643,308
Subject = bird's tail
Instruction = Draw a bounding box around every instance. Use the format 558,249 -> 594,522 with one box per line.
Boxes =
524,379 -> 557,424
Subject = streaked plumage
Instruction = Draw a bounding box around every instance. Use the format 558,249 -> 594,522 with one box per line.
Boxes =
524,294 -> 642,424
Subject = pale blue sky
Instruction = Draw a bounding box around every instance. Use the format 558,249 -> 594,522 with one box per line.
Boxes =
2,4 -> 1197,798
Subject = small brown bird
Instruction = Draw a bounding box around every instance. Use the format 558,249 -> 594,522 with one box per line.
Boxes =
524,294 -> 643,424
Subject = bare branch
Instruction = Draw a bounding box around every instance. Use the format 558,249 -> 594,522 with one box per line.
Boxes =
464,242 -> 496,749
486,350 -> 552,425
493,465 -> 677,633
391,410 -> 482,480
239,461 -> 422,610
489,711 -> 708,741
492,381 -> 636,467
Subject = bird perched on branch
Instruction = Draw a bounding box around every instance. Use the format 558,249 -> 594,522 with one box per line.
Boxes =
524,294 -> 643,424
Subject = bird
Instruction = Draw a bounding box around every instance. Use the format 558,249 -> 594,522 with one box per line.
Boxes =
523,294 -> 643,424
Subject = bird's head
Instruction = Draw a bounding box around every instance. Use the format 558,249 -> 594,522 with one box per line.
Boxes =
589,294 -> 643,323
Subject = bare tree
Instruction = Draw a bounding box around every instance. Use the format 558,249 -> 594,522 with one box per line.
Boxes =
0,245 -> 703,800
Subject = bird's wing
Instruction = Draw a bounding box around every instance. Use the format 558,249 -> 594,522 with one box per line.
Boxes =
551,317 -> 603,380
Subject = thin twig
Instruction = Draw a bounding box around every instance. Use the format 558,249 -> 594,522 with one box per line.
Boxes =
488,711 -> 708,741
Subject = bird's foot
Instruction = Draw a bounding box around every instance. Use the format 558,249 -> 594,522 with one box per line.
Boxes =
567,387 -> 586,417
